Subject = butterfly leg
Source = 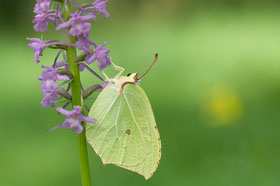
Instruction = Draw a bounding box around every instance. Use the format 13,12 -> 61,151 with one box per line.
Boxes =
101,70 -> 110,80
111,59 -> 124,78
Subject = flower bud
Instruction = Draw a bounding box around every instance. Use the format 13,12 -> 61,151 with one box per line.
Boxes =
56,68 -> 74,79
83,84 -> 103,99
56,87 -> 72,100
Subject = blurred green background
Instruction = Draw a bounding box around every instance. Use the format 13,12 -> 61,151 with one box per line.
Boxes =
1,0 -> 280,186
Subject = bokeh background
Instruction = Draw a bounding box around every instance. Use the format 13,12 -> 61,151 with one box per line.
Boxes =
1,0 -> 280,186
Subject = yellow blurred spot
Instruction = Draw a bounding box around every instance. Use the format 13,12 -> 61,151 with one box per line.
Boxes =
202,86 -> 242,127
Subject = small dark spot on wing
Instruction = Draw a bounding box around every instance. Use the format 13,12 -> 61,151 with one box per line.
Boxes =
126,129 -> 131,135
127,73 -> 132,77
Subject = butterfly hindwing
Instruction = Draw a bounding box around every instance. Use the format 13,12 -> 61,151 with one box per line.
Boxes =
86,83 -> 161,179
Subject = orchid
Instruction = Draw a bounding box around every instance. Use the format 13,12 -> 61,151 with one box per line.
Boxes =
27,38 -> 47,63
27,0 -> 110,131
28,0 -> 111,133
86,42 -> 111,70
27,0 -> 111,184
39,65 -> 70,82
34,0 -> 51,14
52,106 -> 97,134
91,0 -> 110,19
56,13 -> 96,36
33,13 -> 49,32
38,65 -> 70,107
41,90 -> 59,107
76,35 -> 95,53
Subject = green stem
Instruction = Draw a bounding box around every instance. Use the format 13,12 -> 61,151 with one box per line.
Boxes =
77,122 -> 92,186
64,4 -> 92,186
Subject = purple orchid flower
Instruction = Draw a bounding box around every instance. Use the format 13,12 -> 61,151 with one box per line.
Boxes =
34,0 -> 51,14
39,65 -> 69,94
76,35 -> 95,53
41,90 -> 59,107
91,0 -> 110,19
33,13 -> 49,32
27,38 -> 74,63
39,65 -> 70,82
56,12 -> 96,36
51,106 -> 97,134
86,42 -> 111,70
40,79 -> 58,95
38,66 -> 70,107
27,38 -> 47,63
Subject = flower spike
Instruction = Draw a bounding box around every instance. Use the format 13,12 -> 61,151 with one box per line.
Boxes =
28,0 -> 111,135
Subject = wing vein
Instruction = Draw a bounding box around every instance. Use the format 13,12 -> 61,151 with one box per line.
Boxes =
100,98 -> 122,159
89,94 -> 120,141
123,93 -> 147,153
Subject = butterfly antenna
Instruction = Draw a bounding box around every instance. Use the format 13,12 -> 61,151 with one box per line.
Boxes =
138,53 -> 158,80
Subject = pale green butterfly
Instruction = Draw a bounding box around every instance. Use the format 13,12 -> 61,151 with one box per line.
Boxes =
86,54 -> 161,179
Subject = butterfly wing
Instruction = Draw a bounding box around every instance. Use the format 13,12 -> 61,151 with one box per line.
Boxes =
120,84 -> 161,179
86,84 -> 161,179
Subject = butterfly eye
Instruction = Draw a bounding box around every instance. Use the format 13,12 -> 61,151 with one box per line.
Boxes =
127,73 -> 132,77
